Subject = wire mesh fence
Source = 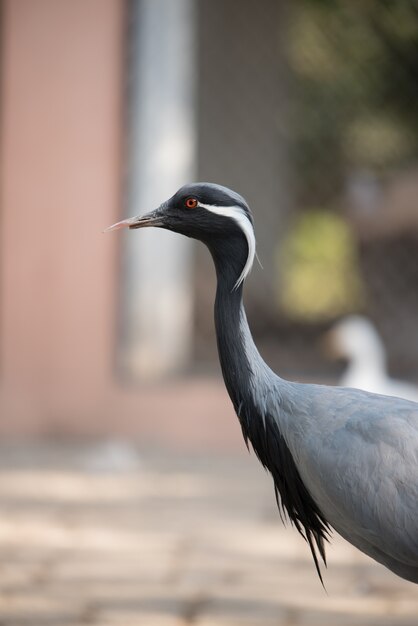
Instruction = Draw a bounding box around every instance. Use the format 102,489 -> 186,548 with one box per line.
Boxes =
193,0 -> 418,382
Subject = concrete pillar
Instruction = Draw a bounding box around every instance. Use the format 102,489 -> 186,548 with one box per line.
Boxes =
119,0 -> 196,379
197,0 -> 290,330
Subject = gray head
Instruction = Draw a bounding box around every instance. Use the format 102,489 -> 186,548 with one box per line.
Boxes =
106,182 -> 256,288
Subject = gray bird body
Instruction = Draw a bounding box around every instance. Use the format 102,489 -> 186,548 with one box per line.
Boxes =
106,182 -> 418,584
216,272 -> 418,583
272,383 -> 418,581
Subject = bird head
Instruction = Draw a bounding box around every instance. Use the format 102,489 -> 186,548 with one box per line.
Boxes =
327,315 -> 386,364
105,182 -> 256,289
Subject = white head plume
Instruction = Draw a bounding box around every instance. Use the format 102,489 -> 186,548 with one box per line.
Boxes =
198,202 -> 256,289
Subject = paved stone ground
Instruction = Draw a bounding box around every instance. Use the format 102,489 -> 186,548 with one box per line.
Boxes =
0,442 -> 416,626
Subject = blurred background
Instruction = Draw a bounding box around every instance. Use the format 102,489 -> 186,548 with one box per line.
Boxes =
0,0 -> 417,624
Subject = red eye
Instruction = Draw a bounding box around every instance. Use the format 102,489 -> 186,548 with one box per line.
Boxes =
185,197 -> 198,209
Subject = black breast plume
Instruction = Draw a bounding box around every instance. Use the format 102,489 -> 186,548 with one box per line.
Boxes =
240,402 -> 331,585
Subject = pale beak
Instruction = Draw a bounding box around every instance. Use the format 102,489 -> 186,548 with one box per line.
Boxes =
103,209 -> 164,232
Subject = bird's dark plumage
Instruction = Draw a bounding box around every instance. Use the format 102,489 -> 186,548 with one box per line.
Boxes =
107,182 -> 418,585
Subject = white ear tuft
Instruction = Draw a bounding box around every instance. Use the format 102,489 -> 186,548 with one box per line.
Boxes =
198,203 -> 256,289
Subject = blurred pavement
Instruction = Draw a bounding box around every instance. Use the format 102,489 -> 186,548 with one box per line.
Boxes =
0,442 -> 416,625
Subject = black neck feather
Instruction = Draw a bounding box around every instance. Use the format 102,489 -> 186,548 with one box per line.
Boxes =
208,235 -> 331,583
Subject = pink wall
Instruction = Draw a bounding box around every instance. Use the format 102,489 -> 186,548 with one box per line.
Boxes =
0,0 -> 240,450
0,0 -> 124,433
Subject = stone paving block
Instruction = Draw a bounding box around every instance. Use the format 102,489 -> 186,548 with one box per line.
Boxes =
0,592 -> 84,625
52,551 -> 174,584
98,613 -> 184,625
196,618 -> 280,626
0,561 -> 46,590
194,596 -> 285,625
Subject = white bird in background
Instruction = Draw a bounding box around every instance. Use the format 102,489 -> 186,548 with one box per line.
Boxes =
329,315 -> 418,402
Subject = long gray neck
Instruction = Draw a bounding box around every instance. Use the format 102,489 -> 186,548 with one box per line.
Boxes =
209,240 -> 271,414
208,238 -> 330,576
214,281 -> 250,409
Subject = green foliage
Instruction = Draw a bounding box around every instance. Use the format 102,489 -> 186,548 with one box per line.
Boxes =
345,114 -> 414,168
275,2 -> 417,324
279,210 -> 364,321
287,1 -> 418,205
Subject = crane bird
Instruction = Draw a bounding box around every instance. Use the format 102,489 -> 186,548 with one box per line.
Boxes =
329,315 -> 418,403
106,183 -> 418,584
